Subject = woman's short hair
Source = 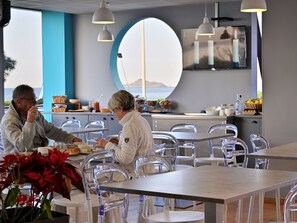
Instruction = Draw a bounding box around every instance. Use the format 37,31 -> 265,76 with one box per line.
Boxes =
12,85 -> 34,102
108,90 -> 135,112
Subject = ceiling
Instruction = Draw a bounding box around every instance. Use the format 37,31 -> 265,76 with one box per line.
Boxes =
10,0 -> 240,15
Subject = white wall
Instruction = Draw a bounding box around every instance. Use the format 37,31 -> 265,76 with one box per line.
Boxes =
74,2 -> 252,112
263,0 -> 297,172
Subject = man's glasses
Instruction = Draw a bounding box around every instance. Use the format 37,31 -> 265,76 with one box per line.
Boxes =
20,97 -> 37,104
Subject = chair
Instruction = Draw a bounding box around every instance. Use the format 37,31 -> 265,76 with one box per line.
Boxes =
134,155 -> 204,223
170,123 -> 197,166
284,184 -> 297,223
152,132 -> 192,171
221,137 -> 249,223
248,134 -> 281,223
194,123 -> 238,167
60,119 -> 82,138
51,150 -> 115,223
92,162 -> 130,223
84,120 -> 105,144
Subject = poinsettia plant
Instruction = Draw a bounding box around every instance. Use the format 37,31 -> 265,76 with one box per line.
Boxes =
0,149 -> 84,222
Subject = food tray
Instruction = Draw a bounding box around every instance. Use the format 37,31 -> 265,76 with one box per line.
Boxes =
53,95 -> 67,103
52,104 -> 67,112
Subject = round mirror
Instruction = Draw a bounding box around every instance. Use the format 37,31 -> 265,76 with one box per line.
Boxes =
110,18 -> 182,99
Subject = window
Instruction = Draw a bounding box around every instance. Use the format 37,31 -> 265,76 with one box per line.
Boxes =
4,8 -> 43,105
111,18 -> 182,99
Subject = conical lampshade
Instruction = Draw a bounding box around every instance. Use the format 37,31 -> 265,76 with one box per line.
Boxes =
197,17 -> 215,36
241,0 -> 267,12
97,25 -> 114,42
196,1 -> 215,36
92,0 -> 115,24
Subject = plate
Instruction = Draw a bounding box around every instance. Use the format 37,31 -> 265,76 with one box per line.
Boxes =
18,152 -> 33,156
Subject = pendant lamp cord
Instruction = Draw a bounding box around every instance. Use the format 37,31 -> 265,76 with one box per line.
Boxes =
204,0 -> 207,17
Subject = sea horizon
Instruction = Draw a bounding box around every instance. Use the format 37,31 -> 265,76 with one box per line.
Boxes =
4,88 -> 42,101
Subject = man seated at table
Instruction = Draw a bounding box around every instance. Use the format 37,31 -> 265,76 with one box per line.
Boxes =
0,84 -> 82,154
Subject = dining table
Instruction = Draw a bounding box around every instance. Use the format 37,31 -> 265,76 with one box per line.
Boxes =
247,142 -> 297,160
151,131 -> 233,143
61,127 -> 108,134
100,165 -> 297,223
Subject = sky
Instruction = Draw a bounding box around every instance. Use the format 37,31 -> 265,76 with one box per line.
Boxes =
4,8 -> 42,88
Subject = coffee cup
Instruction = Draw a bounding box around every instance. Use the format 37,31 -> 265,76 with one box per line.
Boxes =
225,108 -> 234,116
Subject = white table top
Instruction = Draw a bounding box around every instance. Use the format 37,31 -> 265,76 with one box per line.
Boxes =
247,142 -> 297,160
152,131 -> 232,142
61,127 -> 108,134
100,166 -> 297,223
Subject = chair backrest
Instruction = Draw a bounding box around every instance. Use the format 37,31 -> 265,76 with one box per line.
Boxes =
80,150 -> 115,223
134,155 -> 172,178
250,134 -> 270,169
284,184 -> 297,223
84,120 -> 105,141
152,133 -> 178,169
61,119 -> 81,128
170,123 -> 198,133
134,155 -> 172,218
92,162 -> 130,222
207,123 -> 238,156
221,137 -> 249,168
170,124 -> 197,162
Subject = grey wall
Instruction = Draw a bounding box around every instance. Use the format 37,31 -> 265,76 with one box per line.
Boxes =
74,2 -> 253,112
263,0 -> 297,172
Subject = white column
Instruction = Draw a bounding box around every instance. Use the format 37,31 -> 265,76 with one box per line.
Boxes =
208,40 -> 214,66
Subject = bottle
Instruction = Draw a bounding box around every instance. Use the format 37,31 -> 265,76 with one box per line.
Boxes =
94,101 -> 100,112
234,94 -> 244,115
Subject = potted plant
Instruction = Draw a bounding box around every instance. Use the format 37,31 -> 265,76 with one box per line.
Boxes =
0,149 -> 84,223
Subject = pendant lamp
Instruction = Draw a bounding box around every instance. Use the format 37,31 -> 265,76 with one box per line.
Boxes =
240,0 -> 267,12
97,25 -> 114,42
197,0 -> 215,36
92,0 -> 115,24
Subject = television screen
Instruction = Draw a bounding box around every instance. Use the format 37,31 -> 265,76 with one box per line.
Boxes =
181,26 -> 247,70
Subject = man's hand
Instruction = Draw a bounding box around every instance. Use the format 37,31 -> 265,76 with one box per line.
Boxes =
96,138 -> 108,148
109,137 -> 119,145
27,106 -> 38,123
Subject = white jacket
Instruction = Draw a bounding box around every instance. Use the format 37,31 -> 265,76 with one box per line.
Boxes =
105,111 -> 153,175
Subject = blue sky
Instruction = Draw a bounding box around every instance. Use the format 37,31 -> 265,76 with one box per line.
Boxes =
4,8 -> 42,88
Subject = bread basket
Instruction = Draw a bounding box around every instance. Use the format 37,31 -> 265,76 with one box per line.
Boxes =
52,104 -> 67,112
52,95 -> 67,103
244,102 -> 262,110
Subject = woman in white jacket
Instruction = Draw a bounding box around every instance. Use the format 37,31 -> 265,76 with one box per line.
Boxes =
96,90 -> 154,176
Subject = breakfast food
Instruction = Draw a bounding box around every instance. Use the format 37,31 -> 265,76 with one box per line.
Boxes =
101,108 -> 112,113
65,147 -> 80,155
245,98 -> 262,110
77,144 -> 93,154
146,100 -> 157,106
159,99 -> 171,109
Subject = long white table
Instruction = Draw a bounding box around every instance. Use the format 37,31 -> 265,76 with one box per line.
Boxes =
100,166 -> 297,223
247,142 -> 297,160
152,131 -> 232,142
62,127 -> 108,134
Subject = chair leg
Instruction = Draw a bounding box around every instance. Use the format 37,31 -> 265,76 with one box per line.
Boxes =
247,195 -> 255,223
223,204 -> 228,223
237,199 -> 243,223
275,188 -> 281,222
74,207 -> 79,223
259,193 -> 264,223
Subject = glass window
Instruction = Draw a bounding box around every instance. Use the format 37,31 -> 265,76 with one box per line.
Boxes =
112,18 -> 182,100
4,8 -> 43,107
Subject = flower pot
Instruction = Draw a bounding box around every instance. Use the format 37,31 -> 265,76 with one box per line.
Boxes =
2,207 -> 69,223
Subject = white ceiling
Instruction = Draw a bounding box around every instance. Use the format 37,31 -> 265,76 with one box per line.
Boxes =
10,0 -> 240,15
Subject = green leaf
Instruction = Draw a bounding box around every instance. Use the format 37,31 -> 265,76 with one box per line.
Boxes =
5,187 -> 20,207
36,199 -> 53,220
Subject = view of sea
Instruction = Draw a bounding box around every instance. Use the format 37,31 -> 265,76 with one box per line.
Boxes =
127,87 -> 174,99
4,87 -> 171,101
4,88 -> 42,101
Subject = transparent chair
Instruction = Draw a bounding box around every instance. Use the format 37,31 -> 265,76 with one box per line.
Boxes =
221,137 -> 249,223
248,134 -> 281,223
84,120 -> 105,144
51,150 -> 115,223
152,132 -> 192,171
60,119 -> 82,138
284,184 -> 297,223
134,155 -> 204,223
170,123 -> 197,166
194,123 -> 238,167
93,162 -> 130,223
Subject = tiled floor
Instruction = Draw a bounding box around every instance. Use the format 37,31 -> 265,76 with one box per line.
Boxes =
67,195 -> 283,223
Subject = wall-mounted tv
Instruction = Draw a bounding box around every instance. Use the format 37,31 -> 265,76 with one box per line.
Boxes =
181,26 -> 247,70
